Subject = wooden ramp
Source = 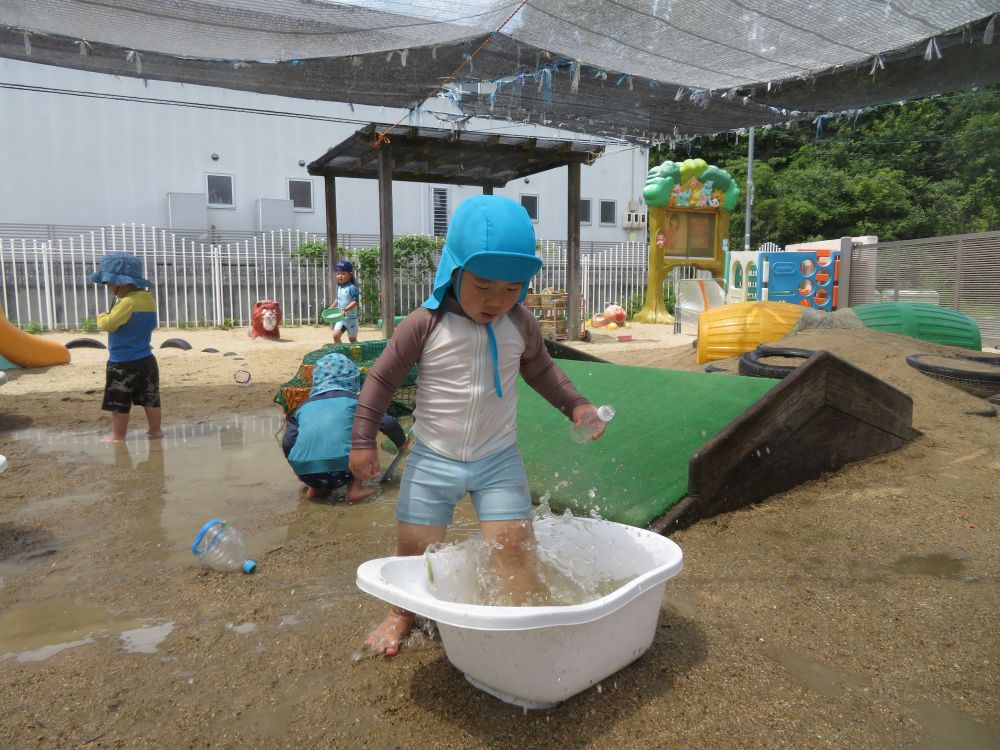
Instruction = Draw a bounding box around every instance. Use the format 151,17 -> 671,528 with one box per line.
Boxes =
651,350 -> 919,533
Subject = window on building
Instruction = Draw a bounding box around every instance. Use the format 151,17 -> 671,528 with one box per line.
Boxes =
599,199 -> 616,226
580,198 -> 592,224
287,179 -> 313,211
520,194 -> 539,222
432,187 -> 449,237
206,174 -> 235,208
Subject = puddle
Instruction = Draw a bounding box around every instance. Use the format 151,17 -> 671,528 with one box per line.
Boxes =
119,621 -> 175,654
9,412 -> 438,559
0,600 -> 142,663
764,646 -> 870,698
889,553 -> 968,580
914,699 -> 1000,750
5,413 -> 488,644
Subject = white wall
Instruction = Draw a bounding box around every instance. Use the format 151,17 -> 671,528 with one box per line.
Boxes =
0,58 -> 647,241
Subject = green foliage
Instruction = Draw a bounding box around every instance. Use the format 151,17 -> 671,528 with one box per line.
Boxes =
222,317 -> 236,329
291,240 -> 329,262
625,283 -> 675,318
80,317 -> 98,332
650,86 -> 1000,242
352,246 -> 381,324
22,321 -> 44,334
175,319 -> 191,330
393,235 -> 442,281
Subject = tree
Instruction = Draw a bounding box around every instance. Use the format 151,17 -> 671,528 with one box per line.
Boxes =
649,86 -> 1000,243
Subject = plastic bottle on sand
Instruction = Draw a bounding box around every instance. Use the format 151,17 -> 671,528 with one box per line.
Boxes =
570,404 -> 615,444
191,519 -> 257,574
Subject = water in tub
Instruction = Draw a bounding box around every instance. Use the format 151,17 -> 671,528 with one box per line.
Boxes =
424,509 -> 646,607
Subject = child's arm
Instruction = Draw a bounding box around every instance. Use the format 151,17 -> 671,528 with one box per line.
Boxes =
349,310 -> 433,478
281,412 -> 299,458
97,296 -> 135,332
342,284 -> 360,313
512,307 -> 589,415
510,307 -> 605,438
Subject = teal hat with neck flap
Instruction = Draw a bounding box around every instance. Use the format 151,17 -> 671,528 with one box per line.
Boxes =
422,195 -> 543,400
422,195 -> 542,310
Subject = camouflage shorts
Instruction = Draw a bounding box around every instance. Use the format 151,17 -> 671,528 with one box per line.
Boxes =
102,355 -> 160,413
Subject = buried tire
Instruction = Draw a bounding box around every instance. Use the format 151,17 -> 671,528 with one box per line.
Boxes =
65,337 -> 107,350
738,345 -> 817,379
905,353 -> 1000,399
160,338 -> 192,351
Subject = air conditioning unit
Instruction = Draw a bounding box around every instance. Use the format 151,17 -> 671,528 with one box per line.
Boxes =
622,210 -> 646,230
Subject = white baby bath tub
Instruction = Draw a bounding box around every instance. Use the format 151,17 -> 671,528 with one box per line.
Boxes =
356,516 -> 683,708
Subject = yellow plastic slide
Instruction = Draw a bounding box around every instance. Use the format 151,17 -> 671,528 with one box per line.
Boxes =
0,306 -> 70,367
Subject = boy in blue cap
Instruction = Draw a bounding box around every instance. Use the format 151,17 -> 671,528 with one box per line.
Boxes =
282,352 -> 406,502
88,252 -> 163,442
350,195 -> 605,656
330,260 -> 361,343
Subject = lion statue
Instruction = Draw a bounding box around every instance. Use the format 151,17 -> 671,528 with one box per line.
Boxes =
249,300 -> 282,340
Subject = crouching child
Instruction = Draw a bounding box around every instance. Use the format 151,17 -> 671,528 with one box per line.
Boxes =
282,353 -> 406,502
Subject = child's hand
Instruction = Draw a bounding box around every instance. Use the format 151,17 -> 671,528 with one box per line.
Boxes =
572,404 -> 606,441
350,448 -> 381,480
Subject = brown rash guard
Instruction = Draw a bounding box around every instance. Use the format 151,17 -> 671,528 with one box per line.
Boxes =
352,295 -> 590,455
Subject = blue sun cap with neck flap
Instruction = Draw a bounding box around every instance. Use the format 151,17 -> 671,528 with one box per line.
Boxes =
422,195 -> 542,310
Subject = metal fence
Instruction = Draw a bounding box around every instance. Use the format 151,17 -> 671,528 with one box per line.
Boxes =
7,222 -> 996,345
0,223 -> 656,330
849,230 -> 1000,346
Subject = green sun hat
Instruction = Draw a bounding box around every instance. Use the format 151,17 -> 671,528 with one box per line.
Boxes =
321,307 -> 344,324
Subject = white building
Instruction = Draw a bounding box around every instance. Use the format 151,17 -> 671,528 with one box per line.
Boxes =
0,58 -> 648,242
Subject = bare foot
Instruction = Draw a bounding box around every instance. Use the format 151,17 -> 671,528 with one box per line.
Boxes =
146,430 -> 164,439
305,486 -> 331,499
101,434 -> 126,443
365,608 -> 415,657
346,483 -> 376,503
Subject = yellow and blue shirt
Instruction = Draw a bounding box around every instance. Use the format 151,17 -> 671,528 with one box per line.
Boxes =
97,290 -> 157,362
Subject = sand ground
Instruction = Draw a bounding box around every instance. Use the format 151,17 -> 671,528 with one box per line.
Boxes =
0,319 -> 998,749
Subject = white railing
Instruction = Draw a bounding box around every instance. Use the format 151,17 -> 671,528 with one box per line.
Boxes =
0,223 -> 668,330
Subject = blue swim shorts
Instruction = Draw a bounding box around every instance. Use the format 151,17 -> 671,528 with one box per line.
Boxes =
396,442 -> 532,526
333,317 -> 359,337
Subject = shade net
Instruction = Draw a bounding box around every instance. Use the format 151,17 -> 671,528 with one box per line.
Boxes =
3,2 -> 999,142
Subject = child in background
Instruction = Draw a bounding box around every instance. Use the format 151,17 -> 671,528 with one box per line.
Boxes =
283,353 -> 406,502
88,252 -> 163,442
331,260 -> 361,343
350,195 -> 605,656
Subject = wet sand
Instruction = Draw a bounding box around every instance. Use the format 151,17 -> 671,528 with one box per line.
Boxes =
1,321 -> 998,748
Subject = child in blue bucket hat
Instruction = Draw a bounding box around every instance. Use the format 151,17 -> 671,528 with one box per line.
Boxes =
349,195 -> 605,656
88,252 -> 162,442
282,353 -> 406,502
330,259 -> 361,344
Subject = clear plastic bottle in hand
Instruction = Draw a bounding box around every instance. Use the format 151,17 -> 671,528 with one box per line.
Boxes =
191,519 -> 257,574
570,404 -> 615,444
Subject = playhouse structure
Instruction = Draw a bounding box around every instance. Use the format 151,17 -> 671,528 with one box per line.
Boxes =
634,159 -> 740,324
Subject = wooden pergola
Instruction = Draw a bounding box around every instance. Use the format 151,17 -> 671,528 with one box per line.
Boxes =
307,122 -> 604,339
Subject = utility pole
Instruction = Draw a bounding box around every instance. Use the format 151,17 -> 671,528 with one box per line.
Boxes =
744,126 -> 755,251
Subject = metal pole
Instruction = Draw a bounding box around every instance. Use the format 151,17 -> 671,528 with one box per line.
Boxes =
744,126 -> 755,251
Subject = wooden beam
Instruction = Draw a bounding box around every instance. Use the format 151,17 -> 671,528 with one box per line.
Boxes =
566,161 -> 582,341
323,175 -> 339,297
377,146 -> 396,339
